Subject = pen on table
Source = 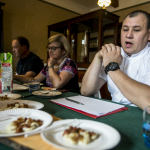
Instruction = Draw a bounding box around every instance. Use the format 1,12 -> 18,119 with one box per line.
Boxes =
65,98 -> 84,105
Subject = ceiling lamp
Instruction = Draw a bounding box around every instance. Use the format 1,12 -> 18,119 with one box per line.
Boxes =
97,0 -> 111,9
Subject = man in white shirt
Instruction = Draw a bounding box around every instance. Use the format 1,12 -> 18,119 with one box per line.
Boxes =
81,10 -> 150,110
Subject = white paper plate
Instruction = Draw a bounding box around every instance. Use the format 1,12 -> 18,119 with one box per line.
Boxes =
0,108 -> 53,137
32,90 -> 62,98
41,119 -> 120,150
0,100 -> 44,110
0,93 -> 21,101
13,84 -> 29,91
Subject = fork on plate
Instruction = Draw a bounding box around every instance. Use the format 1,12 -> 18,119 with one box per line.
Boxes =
24,119 -> 82,138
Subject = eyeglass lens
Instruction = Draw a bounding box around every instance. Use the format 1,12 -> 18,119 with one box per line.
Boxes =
47,47 -> 59,51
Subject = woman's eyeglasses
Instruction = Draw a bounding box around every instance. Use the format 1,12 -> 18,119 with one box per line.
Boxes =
46,46 -> 60,52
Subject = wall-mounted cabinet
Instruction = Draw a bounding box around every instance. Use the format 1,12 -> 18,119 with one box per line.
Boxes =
47,9 -> 120,68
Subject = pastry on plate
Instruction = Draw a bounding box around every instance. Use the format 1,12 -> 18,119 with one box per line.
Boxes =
62,126 -> 99,145
42,87 -> 56,91
0,95 -> 10,101
0,102 -> 29,111
6,117 -> 43,133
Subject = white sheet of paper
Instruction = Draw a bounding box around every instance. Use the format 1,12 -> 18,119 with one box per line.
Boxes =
51,95 -> 125,116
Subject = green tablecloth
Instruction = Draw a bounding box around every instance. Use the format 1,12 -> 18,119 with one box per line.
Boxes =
0,90 -> 149,150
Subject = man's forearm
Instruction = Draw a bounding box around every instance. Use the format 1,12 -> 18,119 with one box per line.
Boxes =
13,75 -> 33,83
108,70 -> 150,110
81,53 -> 105,96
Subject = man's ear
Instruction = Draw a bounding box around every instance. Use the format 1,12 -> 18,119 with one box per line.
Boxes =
22,45 -> 27,51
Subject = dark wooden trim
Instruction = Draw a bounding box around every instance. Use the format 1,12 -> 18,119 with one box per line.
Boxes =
68,23 -> 71,58
72,29 -> 77,61
100,83 -> 111,100
86,32 -> 90,63
78,70 -> 86,83
70,10 -> 100,24
48,9 -> 119,29
103,11 -> 120,22
68,23 -> 71,43
104,22 -> 117,30
0,2 -> 5,53
98,10 -> 103,50
114,22 -> 119,45
77,63 -> 90,68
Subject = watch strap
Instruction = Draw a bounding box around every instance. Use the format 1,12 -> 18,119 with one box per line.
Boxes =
105,62 -> 120,74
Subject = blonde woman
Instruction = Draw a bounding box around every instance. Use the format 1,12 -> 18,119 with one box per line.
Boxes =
14,34 -> 79,93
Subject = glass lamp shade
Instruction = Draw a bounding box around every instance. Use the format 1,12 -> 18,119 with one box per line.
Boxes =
97,0 -> 111,8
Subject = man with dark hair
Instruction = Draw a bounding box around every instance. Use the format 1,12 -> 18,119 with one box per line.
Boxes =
125,10 -> 150,29
12,36 -> 44,78
81,10 -> 150,110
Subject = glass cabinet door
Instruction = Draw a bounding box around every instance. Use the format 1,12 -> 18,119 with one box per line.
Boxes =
48,10 -> 120,66
71,17 -> 99,64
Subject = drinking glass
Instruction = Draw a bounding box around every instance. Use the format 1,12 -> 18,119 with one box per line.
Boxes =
28,79 -> 40,93
143,106 -> 150,148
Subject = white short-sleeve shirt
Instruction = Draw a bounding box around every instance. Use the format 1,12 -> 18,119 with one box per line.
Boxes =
99,44 -> 150,106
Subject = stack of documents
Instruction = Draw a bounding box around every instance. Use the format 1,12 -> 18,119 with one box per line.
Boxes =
50,95 -> 128,118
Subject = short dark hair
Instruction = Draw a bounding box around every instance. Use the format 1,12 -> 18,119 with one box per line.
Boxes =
124,10 -> 150,29
13,36 -> 30,49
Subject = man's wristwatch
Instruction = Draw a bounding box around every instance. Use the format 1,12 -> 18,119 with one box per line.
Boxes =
105,62 -> 120,74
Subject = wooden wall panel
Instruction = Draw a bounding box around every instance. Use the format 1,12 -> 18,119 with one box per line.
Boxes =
78,70 -> 86,83
0,0 -> 79,71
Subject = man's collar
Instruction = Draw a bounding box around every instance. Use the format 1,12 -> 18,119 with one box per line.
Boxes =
20,51 -> 30,59
20,52 -> 31,62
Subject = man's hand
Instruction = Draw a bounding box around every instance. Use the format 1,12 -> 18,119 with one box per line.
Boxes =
102,43 -> 122,67
13,74 -> 17,80
48,58 -> 56,67
95,49 -> 103,61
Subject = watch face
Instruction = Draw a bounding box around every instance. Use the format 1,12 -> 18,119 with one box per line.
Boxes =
109,66 -> 112,69
109,63 -> 116,69
112,63 -> 117,69
105,62 -> 120,74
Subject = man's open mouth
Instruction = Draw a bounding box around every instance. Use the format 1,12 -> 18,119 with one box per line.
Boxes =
125,41 -> 133,48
